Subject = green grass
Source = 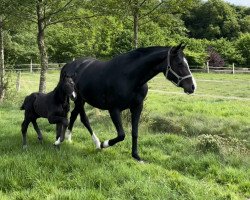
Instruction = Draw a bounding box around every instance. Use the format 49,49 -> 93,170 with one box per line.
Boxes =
0,72 -> 249,199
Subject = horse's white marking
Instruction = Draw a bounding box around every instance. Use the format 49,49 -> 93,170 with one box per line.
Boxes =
184,57 -> 197,90
102,140 -> 109,148
54,137 -> 61,145
65,129 -> 72,143
92,133 -> 101,149
72,91 -> 76,99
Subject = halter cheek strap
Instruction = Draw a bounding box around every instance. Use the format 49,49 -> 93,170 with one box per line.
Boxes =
164,48 -> 192,87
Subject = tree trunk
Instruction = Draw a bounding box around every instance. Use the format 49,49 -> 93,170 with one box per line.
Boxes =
0,17 -> 5,102
36,0 -> 48,93
133,12 -> 139,49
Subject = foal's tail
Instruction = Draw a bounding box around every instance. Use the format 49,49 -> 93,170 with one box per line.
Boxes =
20,93 -> 37,110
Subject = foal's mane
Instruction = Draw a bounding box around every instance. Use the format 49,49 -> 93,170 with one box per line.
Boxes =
53,79 -> 68,104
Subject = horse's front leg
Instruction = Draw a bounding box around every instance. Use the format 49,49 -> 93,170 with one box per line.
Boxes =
130,103 -> 143,162
101,109 -> 125,148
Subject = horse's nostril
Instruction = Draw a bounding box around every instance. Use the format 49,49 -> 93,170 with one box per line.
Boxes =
192,85 -> 195,91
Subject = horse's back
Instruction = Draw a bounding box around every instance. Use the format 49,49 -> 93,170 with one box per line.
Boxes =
61,58 -> 98,80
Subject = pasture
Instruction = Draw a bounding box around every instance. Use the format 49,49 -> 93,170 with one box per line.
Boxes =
0,72 -> 249,199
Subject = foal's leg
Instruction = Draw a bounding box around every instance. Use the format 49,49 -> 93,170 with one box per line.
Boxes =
21,118 -> 31,148
55,123 -> 68,146
130,103 -> 143,162
32,120 -> 43,143
48,116 -> 68,146
101,109 -> 125,148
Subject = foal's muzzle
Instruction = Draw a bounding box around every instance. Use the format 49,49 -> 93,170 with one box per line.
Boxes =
70,91 -> 77,101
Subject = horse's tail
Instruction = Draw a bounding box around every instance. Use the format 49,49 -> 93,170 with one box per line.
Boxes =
20,93 -> 37,110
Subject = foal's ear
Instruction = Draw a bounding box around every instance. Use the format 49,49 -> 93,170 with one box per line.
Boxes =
61,71 -> 67,79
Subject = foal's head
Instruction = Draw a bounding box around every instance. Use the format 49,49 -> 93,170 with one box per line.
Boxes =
62,75 -> 77,101
164,44 -> 196,94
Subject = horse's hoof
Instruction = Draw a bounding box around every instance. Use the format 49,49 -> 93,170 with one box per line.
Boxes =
53,144 -> 60,150
132,154 -> 144,163
23,145 -> 28,149
65,130 -> 71,139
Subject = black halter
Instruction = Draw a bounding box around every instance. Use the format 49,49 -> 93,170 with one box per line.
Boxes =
164,48 -> 192,87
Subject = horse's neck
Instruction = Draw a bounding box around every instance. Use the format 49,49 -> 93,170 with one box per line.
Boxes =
128,49 -> 168,86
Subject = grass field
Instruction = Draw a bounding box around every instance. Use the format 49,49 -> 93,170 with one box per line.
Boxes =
0,71 -> 249,199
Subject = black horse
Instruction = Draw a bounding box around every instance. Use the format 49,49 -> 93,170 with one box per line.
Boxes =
61,44 -> 196,161
20,75 -> 76,148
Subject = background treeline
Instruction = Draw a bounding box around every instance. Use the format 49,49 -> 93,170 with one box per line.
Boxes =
2,0 -> 250,67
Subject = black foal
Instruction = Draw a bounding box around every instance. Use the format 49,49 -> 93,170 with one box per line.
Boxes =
20,75 -> 76,148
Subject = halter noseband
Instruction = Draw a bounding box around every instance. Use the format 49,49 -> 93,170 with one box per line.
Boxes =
164,48 -> 192,87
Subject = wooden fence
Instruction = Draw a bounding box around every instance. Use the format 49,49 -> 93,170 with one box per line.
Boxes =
4,62 -> 250,92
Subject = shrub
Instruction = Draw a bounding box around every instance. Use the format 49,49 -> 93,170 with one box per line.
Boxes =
207,46 -> 225,67
196,134 -> 248,155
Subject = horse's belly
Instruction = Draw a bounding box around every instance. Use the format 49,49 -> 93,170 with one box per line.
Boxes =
83,92 -> 134,110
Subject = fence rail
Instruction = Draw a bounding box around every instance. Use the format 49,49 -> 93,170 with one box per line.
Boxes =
4,62 -> 250,92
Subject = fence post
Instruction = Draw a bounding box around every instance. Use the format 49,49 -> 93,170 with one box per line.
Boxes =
30,59 -> 33,73
206,62 -> 209,73
232,63 -> 235,74
16,71 -> 21,92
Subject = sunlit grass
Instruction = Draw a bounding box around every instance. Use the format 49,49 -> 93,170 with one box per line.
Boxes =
0,72 -> 249,199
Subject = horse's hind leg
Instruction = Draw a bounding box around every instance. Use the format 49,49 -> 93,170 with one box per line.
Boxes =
100,109 -> 125,149
21,118 -> 31,148
32,120 -> 43,143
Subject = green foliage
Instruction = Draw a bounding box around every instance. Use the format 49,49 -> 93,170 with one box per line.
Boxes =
184,0 -> 241,39
5,28 -> 39,64
236,33 -> 250,66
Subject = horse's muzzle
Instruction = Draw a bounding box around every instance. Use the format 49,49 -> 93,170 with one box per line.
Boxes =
184,84 -> 195,94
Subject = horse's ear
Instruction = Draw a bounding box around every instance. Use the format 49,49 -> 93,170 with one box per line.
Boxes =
171,43 -> 185,55
181,43 -> 186,50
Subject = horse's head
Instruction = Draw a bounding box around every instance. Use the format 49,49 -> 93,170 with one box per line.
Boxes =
164,44 -> 196,94
62,75 -> 77,101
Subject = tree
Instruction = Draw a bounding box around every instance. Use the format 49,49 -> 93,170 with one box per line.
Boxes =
236,33 -> 250,66
0,0 -> 19,101
0,16 -> 5,102
183,0 -> 241,39
15,0 -> 88,92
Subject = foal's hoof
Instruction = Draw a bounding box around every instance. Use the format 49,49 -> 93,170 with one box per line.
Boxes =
38,138 -> 43,144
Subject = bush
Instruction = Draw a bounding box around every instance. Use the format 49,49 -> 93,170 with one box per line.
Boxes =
196,134 -> 248,155
207,46 -> 225,67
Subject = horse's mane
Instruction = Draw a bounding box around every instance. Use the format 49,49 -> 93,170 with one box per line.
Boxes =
110,46 -> 169,65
